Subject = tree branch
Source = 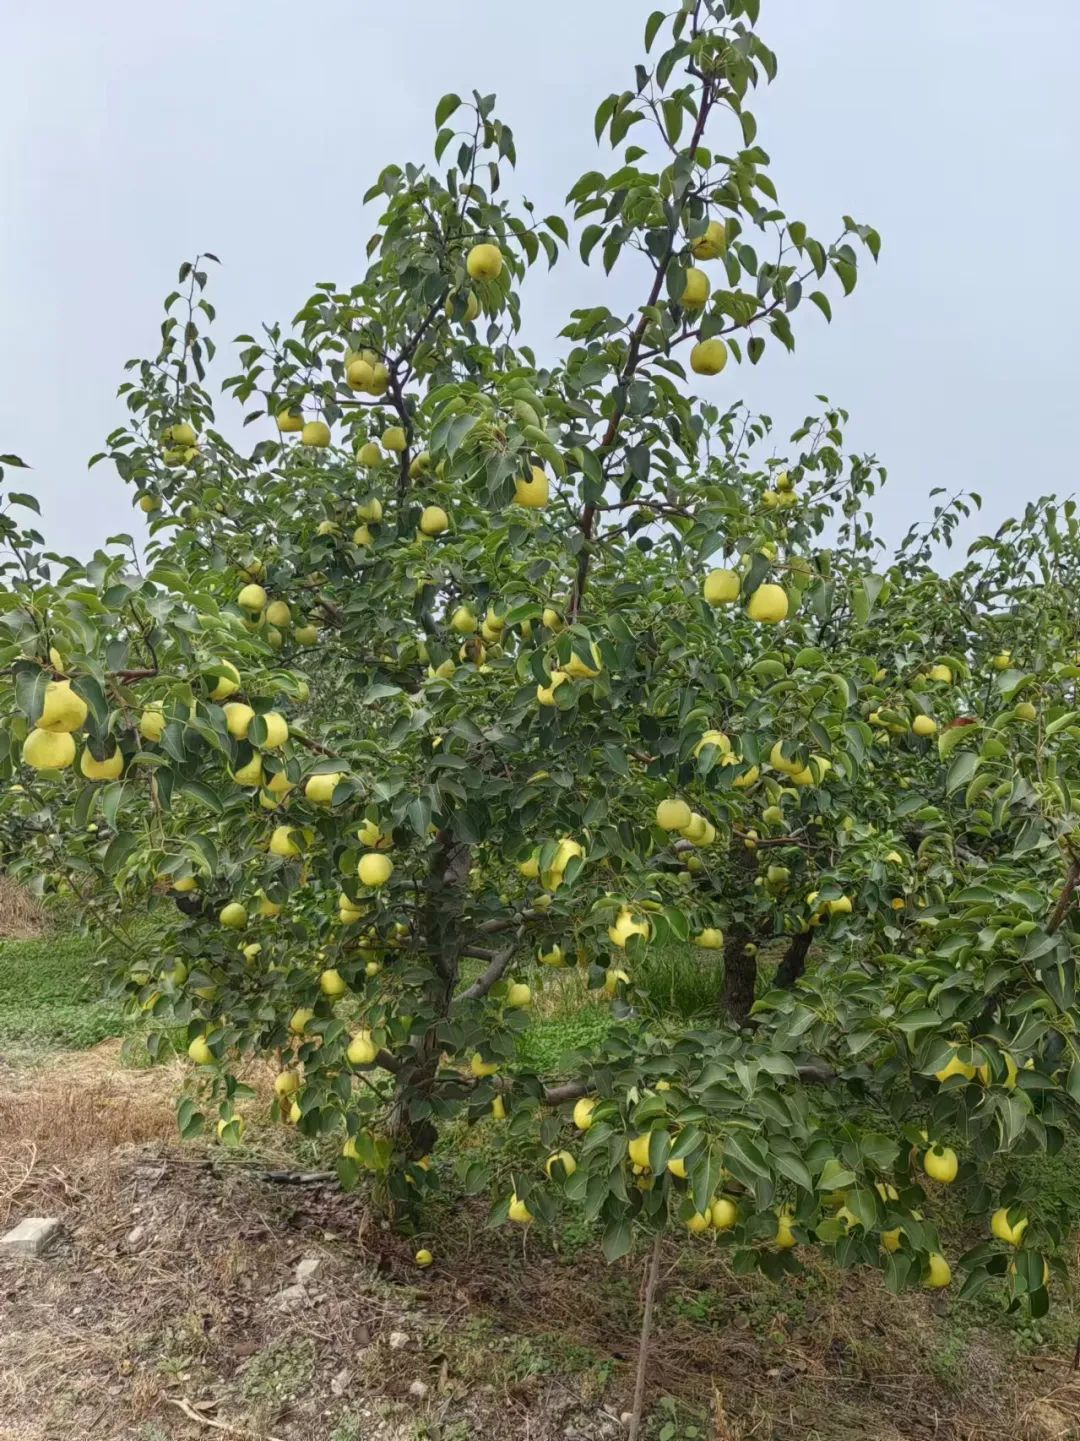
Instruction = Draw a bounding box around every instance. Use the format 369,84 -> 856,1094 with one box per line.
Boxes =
457,944 -> 518,1002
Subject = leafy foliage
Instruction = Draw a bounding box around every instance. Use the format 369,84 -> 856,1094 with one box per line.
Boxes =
1,1 -> 1077,1314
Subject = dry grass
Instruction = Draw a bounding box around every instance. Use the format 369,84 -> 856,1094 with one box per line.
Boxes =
0,877 -> 46,941
1,1045 -> 1079,1441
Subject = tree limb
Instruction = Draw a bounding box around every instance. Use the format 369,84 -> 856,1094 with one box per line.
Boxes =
457,944 -> 518,1002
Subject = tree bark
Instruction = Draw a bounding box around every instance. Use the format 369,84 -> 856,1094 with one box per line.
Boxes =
721,930 -> 757,1021
627,1232 -> 664,1441
775,930 -> 813,989
391,831 -> 472,1155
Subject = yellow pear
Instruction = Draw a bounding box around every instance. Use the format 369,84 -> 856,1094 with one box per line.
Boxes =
691,220 -> 727,259
231,753 -> 264,787
80,747 -> 123,781
237,583 -> 267,612
923,1145 -> 958,1184
679,267 -> 710,308
573,1097 -> 597,1130
187,1035 -> 213,1065
703,567 -> 740,605
690,338 -> 728,376
277,409 -> 304,433
514,465 -> 549,508
545,1150 -> 577,1179
990,1208 -> 1028,1246
656,797 -> 692,831
36,679 -> 88,734
382,426 -> 406,452
923,1253 -> 952,1288
320,968 -> 347,997
746,584 -> 789,623
220,902 -> 247,929
259,711 -> 289,748
469,1053 -> 499,1078
305,771 -> 343,805
301,420 -> 331,447
23,730 -> 76,769
347,1031 -> 378,1065
419,505 -> 450,537
507,1192 -> 533,1224
357,852 -> 393,887
466,242 -> 503,280
711,1197 -> 737,1230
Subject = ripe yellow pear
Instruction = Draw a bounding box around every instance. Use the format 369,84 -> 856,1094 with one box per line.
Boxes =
346,358 -> 375,392
274,1070 -> 300,1099
680,812 -> 708,844
694,728 -> 730,756
23,730 -> 76,769
703,567 -> 740,605
667,1157 -> 687,1179
923,1145 -> 958,1184
993,650 -> 1011,670
187,1035 -> 214,1065
827,895 -> 852,917
163,422 -> 197,446
451,605 -> 477,635
237,583 -> 267,612
694,928 -> 724,949
320,968 -> 347,997
305,771 -> 343,805
774,1212 -> 797,1249
466,242 -> 503,280
506,982 -> 532,1008
686,1210 -> 711,1234
207,660 -> 241,701
447,289 -> 480,322
347,1031 -> 378,1065
173,875 -> 198,894
514,465 -> 549,508
545,1150 -> 577,1179
301,420 -> 331,447
469,1053 -> 499,1078
357,496 -> 383,524
627,1134 -> 652,1169
912,715 -> 937,738
656,797 -> 692,831
270,826 -> 301,858
679,267 -> 710,308
746,584 -> 789,623
220,902 -> 248,930
357,852 -> 393,887
507,1192 -> 533,1224
711,1197 -> 737,1231
563,643 -> 602,679
928,663 -> 953,683
264,600 -> 291,629
1014,701 -> 1037,722
290,1007 -> 315,1036
231,753 -> 264,787
491,1095 -> 507,1120
608,909 -> 649,948
277,409 -> 304,433
415,1248 -> 434,1267
419,505 -> 450,537
224,702 -> 255,739
139,704 -> 166,741
536,672 -> 568,706
356,440 -> 382,467
572,1096 -> 597,1131
80,747 -> 123,781
934,1050 -> 976,1084
382,426 -> 407,452
922,1253 -> 952,1288
690,338 -> 728,375
36,679 -> 88,734
991,1208 -> 1028,1246
691,219 -> 727,259
259,711 -> 289,748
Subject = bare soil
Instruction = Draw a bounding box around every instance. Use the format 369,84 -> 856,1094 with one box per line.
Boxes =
2,1042 -> 1079,1441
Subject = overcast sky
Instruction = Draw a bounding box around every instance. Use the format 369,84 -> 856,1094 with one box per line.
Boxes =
2,1 -> 1076,563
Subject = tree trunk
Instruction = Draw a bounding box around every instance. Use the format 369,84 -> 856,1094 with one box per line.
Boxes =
391,831 -> 471,1155
721,930 -> 757,1021
775,930 -> 813,989
627,1232 -> 664,1441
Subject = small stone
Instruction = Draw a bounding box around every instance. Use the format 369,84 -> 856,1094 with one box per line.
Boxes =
0,1218 -> 61,1257
330,1367 -> 352,1396
124,1224 -> 148,1251
408,1380 -> 428,1400
294,1254 -> 323,1285
620,1414 -> 634,1427
388,1330 -> 409,1351
274,1284 -> 308,1308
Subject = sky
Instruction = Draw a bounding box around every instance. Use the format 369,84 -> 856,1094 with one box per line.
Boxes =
2,0 -> 1077,563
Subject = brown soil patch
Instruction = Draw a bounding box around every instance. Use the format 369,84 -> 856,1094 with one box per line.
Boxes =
1,1049 -> 1078,1441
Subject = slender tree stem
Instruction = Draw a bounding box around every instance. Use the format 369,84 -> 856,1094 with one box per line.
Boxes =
628,1232 -> 664,1441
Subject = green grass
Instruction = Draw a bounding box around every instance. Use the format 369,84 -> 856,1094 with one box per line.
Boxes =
633,939 -> 727,1020
0,931 -> 130,1053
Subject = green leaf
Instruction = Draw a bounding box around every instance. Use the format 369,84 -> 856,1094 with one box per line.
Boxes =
102,831 -> 139,876
644,9 -> 665,51
601,1217 -> 633,1263
435,93 -> 461,127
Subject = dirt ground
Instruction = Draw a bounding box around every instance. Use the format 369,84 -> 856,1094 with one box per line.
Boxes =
3,1043 -> 1080,1441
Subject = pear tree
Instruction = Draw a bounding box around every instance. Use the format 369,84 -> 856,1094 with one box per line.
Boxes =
3,0 -> 1080,1330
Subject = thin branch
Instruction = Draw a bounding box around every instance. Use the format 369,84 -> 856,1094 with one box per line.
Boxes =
458,944 -> 518,1002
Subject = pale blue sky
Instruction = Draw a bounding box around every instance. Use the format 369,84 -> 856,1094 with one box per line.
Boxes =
2,1 -> 1076,560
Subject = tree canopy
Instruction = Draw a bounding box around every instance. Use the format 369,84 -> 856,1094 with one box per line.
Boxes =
2,0 -> 1078,1312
